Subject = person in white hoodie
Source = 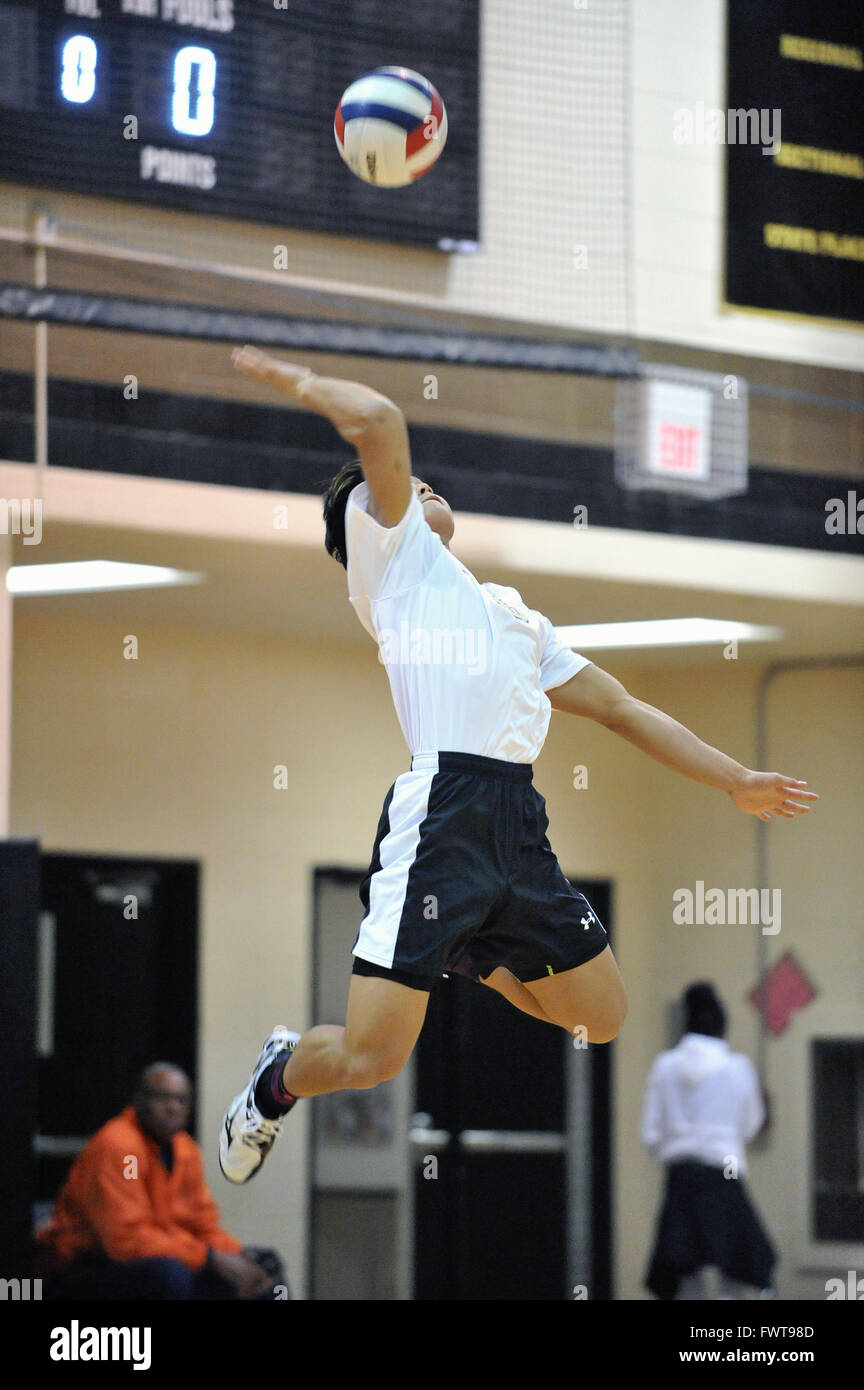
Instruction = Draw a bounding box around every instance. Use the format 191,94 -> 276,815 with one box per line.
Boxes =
641,982 -> 775,1299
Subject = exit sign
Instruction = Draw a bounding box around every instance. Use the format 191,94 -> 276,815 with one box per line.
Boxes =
645,381 -> 712,481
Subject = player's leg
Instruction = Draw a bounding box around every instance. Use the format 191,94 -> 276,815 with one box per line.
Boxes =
480,776 -> 626,1042
521,945 -> 627,1043
281,972 -> 430,1097
479,965 -> 555,1024
477,953 -> 626,1039
219,973 -> 429,1184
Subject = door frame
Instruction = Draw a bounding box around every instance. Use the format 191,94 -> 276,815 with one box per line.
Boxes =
567,875 -> 614,1301
307,866 -> 414,1301
38,850 -> 200,1135
308,864 -> 614,1301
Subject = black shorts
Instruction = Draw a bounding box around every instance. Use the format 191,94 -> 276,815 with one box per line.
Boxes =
352,751 -> 608,991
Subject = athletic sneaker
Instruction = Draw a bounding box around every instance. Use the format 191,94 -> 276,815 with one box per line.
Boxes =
219,1026 -> 300,1184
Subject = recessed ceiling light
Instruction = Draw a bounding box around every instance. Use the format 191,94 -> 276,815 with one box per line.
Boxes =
554,618 -> 783,650
7,561 -> 205,596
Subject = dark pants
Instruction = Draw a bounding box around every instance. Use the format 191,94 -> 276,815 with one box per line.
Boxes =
45,1248 -> 289,1301
646,1160 -> 776,1301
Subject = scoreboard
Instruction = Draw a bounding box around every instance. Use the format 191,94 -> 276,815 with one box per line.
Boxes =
0,0 -> 479,248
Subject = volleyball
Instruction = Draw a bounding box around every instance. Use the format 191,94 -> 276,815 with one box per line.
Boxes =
334,67 -> 448,188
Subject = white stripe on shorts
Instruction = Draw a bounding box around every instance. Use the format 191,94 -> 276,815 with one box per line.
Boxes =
353,757 -> 438,969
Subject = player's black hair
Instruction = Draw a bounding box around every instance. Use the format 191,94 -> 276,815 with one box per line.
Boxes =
682,981 -> 726,1038
322,458 -> 364,569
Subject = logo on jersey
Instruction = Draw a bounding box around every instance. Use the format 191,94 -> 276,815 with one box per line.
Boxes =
487,591 -> 531,624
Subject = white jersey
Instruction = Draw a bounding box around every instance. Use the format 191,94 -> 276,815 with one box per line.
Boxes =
345,483 -> 589,762
640,1034 -> 765,1175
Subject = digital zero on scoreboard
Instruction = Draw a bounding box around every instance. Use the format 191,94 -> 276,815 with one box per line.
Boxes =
0,0 -> 479,249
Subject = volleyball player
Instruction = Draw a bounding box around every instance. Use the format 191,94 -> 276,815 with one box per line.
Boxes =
219,346 -> 817,1184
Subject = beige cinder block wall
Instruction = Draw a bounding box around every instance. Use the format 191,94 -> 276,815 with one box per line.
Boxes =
12,611 -> 412,1297
12,604 -> 656,1298
13,612 -> 863,1299
538,657 -> 863,1300
0,532 -> 11,834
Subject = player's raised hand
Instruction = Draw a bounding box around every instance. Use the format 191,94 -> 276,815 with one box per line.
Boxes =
231,349 -> 405,468
231,345 -> 312,396
729,771 -> 819,822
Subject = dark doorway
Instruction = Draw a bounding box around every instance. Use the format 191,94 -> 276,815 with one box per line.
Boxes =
0,839 -> 40,1265
413,879 -> 613,1301
309,867 -> 613,1301
309,868 -> 414,1301
36,852 -> 199,1208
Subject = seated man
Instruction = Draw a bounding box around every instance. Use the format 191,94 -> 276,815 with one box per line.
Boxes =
38,1063 -> 287,1300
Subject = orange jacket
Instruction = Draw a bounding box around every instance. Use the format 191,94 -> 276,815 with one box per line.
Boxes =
37,1107 -> 243,1270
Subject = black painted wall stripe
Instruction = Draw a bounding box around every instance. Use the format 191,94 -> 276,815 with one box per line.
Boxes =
0,372 -> 860,555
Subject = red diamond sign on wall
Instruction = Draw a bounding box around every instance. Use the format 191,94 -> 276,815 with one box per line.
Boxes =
749,952 -> 817,1037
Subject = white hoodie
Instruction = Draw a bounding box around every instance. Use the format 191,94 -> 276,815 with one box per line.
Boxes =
640,1034 -> 764,1174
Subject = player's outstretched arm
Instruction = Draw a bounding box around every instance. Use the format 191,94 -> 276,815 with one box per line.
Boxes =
548,664 -> 819,823
231,345 -> 412,526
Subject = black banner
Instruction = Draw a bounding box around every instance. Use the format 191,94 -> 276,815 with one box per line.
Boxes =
0,283 -> 639,376
725,0 -> 864,326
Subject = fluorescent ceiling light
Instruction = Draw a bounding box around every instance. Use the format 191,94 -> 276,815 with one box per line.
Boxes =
7,561 -> 205,596
554,618 -> 783,650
